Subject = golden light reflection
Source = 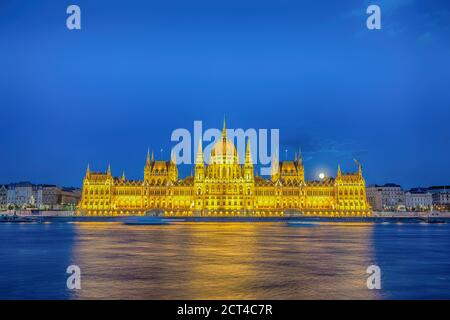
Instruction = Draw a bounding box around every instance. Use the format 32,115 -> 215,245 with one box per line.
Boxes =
70,221 -> 379,299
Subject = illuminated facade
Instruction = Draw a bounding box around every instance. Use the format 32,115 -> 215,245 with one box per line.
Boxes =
79,121 -> 371,217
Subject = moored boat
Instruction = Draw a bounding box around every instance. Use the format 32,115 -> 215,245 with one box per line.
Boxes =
286,220 -> 319,227
123,217 -> 170,225
0,214 -> 36,223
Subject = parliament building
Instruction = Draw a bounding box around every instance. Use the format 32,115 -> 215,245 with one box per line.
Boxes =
79,121 -> 371,217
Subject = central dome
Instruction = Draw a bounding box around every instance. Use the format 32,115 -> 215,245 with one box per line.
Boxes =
209,118 -> 239,165
211,138 -> 237,157
210,137 -> 239,164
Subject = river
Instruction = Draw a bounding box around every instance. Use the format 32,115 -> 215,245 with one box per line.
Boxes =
1,219 -> 449,299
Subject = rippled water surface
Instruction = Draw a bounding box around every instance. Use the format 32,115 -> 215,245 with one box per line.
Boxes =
1,219 -> 450,299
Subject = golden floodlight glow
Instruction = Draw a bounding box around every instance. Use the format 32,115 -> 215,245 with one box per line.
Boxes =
78,121 -> 371,217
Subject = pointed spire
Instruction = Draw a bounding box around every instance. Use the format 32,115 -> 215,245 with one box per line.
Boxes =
195,138 -> 204,165
222,116 -> 227,140
245,139 -> 253,165
171,149 -> 177,164
353,158 -> 362,176
337,163 -> 341,176
107,163 -> 111,176
297,148 -> 302,165
146,148 -> 151,165
151,150 -> 154,162
271,149 -> 279,177
121,171 -> 126,181
86,163 -> 90,176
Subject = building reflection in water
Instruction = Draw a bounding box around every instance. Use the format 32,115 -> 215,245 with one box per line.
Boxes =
70,221 -> 379,299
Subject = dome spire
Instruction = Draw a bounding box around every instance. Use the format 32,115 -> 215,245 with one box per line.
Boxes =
222,116 -> 227,140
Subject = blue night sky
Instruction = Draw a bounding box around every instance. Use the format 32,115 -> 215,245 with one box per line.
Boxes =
1,0 -> 450,188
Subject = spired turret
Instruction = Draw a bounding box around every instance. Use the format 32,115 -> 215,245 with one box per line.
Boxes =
144,148 -> 153,182
143,147 -> 178,185
271,150 -> 280,182
271,148 -> 304,184
169,150 -> 178,182
146,148 -> 151,165
194,139 -> 205,181
244,139 -> 254,181
296,148 -> 305,182
79,163 -> 114,212
243,139 -> 255,211
333,161 -> 370,212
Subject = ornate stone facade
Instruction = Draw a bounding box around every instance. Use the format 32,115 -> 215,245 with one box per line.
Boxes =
79,122 -> 371,217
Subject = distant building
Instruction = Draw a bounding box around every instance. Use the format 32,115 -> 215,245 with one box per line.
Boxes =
0,185 -> 7,208
42,185 -> 60,209
5,182 -> 81,209
7,182 -> 43,208
42,185 -> 81,209
405,188 -> 433,211
366,184 -> 405,211
58,187 -> 82,208
427,186 -> 450,211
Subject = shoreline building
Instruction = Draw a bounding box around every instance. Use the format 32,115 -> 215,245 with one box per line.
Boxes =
41,185 -> 81,210
0,185 -> 7,209
428,186 -> 450,211
7,182 -> 43,208
405,188 -> 433,211
3,182 -> 81,210
79,121 -> 371,217
366,183 -> 405,212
